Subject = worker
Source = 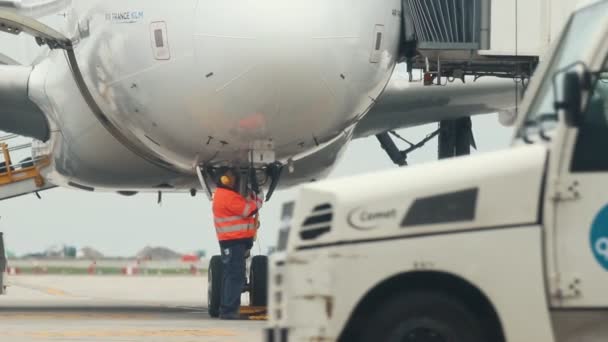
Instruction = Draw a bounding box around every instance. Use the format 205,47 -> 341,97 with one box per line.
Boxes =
212,168 -> 263,320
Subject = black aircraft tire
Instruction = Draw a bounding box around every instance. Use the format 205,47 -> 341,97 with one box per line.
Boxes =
358,291 -> 484,342
249,255 -> 268,307
208,255 -> 223,318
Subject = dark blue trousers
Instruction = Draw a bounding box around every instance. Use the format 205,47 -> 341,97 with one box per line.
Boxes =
219,242 -> 247,316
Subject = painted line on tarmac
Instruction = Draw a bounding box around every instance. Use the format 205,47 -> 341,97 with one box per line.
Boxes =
44,287 -> 67,296
0,329 -> 240,338
0,312 -> 157,320
171,305 -> 208,312
7,281 -> 75,298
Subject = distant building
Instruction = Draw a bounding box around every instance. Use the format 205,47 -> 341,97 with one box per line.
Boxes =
136,246 -> 181,260
79,247 -> 104,260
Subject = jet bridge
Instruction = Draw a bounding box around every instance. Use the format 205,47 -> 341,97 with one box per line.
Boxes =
400,0 -> 579,82
0,134 -> 54,201
380,0 -> 581,162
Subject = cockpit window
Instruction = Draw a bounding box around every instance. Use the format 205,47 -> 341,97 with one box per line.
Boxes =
154,29 -> 164,48
518,2 -> 608,138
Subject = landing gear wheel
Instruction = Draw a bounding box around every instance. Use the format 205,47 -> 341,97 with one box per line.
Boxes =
249,255 -> 268,307
359,291 -> 484,342
208,255 -> 223,318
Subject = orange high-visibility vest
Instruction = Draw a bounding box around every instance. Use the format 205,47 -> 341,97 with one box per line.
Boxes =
212,188 -> 262,241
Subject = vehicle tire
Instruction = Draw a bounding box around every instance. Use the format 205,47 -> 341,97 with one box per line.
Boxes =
249,255 -> 268,307
208,255 -> 223,318
358,291 -> 485,342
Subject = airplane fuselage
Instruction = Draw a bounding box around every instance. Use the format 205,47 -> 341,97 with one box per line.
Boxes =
28,0 -> 401,190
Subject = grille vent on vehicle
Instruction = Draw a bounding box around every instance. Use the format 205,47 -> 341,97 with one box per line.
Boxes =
300,203 -> 333,240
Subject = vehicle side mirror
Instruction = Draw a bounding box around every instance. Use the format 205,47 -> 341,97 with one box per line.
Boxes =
556,71 -> 583,127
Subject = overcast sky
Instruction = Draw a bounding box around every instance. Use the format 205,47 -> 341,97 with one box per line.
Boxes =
0,116 -> 512,257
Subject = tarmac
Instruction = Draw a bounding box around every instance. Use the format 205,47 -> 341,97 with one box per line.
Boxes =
0,275 -> 266,342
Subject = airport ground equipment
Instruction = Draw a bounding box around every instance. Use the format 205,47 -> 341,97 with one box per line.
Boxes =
0,136 -> 54,200
207,254 -> 268,318
266,2 -> 608,341
0,232 -> 6,295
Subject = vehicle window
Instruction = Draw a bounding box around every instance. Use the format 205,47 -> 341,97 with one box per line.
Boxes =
571,71 -> 608,172
518,2 -> 608,138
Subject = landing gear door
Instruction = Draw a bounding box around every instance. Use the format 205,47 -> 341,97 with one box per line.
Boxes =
552,75 -> 608,309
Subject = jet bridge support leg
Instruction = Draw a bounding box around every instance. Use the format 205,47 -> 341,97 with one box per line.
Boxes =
438,117 -> 476,159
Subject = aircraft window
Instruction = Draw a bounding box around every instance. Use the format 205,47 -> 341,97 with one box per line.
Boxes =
154,29 -> 164,48
150,21 -> 170,60
370,25 -> 385,63
375,32 -> 383,50
571,65 -> 608,172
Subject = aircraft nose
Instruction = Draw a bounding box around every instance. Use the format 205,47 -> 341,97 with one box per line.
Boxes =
191,4 -> 367,141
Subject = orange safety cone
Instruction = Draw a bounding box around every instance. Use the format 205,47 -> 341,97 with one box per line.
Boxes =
87,261 -> 96,275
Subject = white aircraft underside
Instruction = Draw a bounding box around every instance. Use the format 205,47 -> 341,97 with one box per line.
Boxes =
0,0 -> 516,194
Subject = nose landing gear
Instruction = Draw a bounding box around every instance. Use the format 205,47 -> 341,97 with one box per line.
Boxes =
196,162 -> 283,202
207,254 -> 269,318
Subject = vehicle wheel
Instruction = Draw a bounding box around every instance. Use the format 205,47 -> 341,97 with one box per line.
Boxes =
358,291 -> 484,342
208,255 -> 223,318
249,255 -> 268,307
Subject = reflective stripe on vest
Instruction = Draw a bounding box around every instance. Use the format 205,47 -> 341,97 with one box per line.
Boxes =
215,223 -> 255,233
242,203 -> 252,217
212,188 -> 258,241
213,210 -> 256,236
214,216 -> 246,224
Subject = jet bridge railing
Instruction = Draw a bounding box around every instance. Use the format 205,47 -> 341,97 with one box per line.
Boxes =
403,0 -> 490,50
0,142 -> 49,187
0,134 -> 19,142
401,0 -> 536,80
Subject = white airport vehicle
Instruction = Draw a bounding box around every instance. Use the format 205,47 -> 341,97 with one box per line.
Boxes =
267,1 -> 608,341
